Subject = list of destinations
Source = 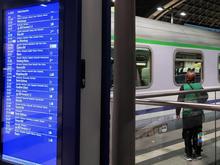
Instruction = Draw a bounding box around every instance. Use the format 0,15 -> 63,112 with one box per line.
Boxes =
3,2 -> 59,165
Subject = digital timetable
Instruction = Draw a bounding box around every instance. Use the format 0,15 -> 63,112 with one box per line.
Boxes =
2,2 -> 60,165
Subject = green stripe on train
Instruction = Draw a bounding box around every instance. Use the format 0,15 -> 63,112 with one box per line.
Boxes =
111,36 -> 220,51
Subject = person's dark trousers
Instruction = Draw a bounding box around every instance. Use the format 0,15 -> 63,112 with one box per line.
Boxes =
183,126 -> 202,157
183,129 -> 193,157
192,126 -> 202,155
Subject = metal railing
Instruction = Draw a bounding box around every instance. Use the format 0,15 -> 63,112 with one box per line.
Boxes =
136,87 -> 220,99
135,87 -> 220,164
135,87 -> 220,111
136,99 -> 220,111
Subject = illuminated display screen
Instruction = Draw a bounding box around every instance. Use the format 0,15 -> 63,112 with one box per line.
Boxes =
3,2 -> 60,165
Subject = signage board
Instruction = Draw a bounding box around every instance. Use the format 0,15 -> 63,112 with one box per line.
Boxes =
2,2 -> 60,164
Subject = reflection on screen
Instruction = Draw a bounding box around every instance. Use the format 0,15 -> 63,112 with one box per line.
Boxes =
3,2 -> 59,165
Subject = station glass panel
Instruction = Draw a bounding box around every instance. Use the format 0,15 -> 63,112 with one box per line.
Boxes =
175,52 -> 203,84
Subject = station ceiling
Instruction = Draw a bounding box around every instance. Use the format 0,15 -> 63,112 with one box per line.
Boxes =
136,0 -> 220,29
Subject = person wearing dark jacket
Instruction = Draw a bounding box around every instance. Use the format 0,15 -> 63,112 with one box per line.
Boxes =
176,71 -> 208,161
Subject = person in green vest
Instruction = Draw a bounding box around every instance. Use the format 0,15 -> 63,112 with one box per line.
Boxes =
176,70 -> 208,161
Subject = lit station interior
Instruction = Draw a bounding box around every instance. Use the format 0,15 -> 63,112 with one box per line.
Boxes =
0,0 -> 219,165
137,0 -> 220,29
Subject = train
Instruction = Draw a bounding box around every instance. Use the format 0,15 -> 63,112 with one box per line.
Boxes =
111,12 -> 220,139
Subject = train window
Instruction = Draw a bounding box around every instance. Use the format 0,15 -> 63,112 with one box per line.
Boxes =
136,48 -> 151,87
111,48 -> 151,87
218,56 -> 220,82
175,52 -> 203,84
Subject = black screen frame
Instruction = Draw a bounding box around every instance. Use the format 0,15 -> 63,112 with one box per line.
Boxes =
0,0 -> 65,165
0,0 -> 82,165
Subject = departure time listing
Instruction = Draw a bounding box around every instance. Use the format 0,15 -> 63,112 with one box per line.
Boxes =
4,5 -> 59,142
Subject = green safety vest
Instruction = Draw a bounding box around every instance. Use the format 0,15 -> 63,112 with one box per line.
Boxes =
182,83 -> 203,118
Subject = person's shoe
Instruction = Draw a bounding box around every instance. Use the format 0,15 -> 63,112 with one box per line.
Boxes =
184,155 -> 192,161
195,154 -> 202,160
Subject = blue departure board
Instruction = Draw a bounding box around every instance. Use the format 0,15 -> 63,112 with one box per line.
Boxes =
2,2 -> 60,165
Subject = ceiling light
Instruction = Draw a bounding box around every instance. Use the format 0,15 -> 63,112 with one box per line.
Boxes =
180,12 -> 186,16
157,7 -> 164,11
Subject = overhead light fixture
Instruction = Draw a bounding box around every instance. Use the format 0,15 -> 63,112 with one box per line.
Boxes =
180,12 -> 186,16
157,7 -> 164,11
112,0 -> 115,2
